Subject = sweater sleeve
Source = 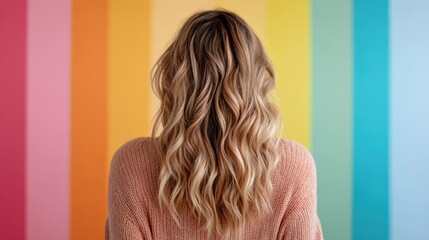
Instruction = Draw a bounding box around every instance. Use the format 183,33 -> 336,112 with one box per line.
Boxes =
279,141 -> 324,240
105,215 -> 144,240
105,142 -> 148,240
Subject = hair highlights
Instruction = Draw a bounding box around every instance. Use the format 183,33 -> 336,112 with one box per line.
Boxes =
150,9 -> 283,239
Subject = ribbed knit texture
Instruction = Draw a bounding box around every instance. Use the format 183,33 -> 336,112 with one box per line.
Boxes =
105,136 -> 323,240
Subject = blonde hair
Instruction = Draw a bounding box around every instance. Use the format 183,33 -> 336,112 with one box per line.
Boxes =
150,9 -> 283,239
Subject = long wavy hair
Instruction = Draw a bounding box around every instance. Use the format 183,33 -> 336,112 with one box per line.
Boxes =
150,9 -> 283,240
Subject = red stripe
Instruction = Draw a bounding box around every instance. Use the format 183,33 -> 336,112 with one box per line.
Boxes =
0,0 -> 27,239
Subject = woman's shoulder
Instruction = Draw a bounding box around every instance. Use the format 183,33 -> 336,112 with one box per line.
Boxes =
275,137 -> 317,191
113,135 -> 153,151
277,137 -> 314,166
110,136 -> 156,162
106,137 -> 159,227
108,136 -> 159,190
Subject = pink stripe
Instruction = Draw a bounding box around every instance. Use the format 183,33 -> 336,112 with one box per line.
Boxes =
26,0 -> 70,239
0,0 -> 27,239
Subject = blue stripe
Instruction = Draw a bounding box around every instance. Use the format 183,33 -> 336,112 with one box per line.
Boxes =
353,0 -> 389,239
390,0 -> 429,239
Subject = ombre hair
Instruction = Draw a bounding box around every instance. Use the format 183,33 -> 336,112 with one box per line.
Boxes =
150,9 -> 283,240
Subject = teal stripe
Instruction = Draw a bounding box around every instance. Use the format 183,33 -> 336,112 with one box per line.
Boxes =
353,0 -> 389,239
311,0 -> 352,239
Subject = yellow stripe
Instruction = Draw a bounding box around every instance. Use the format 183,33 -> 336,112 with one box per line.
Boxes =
150,0 -> 214,121
108,0 -> 151,165
266,0 -> 311,148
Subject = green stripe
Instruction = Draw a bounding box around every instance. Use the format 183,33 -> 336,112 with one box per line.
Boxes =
311,0 -> 352,239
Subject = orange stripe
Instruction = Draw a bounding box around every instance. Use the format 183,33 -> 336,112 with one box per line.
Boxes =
70,0 -> 108,239
107,0 -> 151,172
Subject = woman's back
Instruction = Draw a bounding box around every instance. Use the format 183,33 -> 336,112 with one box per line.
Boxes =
105,136 -> 322,239
105,9 -> 323,240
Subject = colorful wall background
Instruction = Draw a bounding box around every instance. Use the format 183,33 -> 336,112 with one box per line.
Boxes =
0,0 -> 428,239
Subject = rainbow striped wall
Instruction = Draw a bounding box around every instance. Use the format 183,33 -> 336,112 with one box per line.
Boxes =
0,0 -> 428,239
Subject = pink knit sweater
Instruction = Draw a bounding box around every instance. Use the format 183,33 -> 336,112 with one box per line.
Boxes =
105,136 -> 323,239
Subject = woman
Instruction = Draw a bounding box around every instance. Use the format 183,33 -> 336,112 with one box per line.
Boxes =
105,9 -> 323,240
